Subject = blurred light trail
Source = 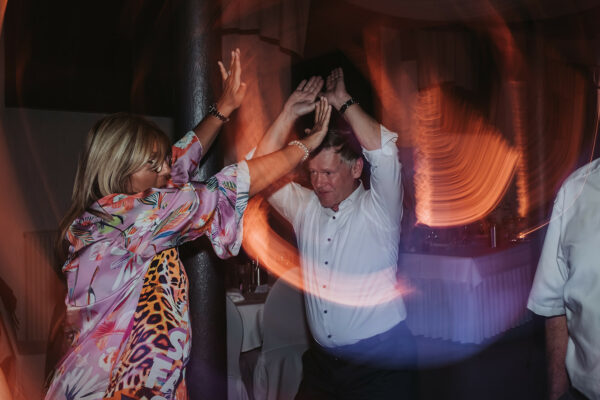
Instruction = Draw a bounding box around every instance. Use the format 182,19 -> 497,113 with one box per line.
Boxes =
241,196 -> 302,287
414,86 -> 519,227
518,84 -> 600,238
0,0 -> 6,36
242,196 -> 412,306
481,1 -> 588,220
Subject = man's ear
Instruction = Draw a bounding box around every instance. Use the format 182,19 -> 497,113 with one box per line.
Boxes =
351,158 -> 363,179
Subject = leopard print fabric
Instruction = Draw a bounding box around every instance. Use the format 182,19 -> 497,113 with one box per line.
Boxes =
104,248 -> 190,400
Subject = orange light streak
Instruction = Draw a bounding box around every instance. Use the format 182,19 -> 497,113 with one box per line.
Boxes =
0,123 -> 61,398
474,1 -> 530,218
0,0 -> 6,37
414,86 -> 519,227
242,196 -> 412,306
220,43 -> 290,165
518,87 -> 600,238
481,1 -> 587,221
241,196 -> 302,288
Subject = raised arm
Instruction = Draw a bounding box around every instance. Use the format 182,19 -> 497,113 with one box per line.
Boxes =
323,67 -> 381,150
192,48 -> 247,151
254,76 -> 324,157
248,97 -> 331,196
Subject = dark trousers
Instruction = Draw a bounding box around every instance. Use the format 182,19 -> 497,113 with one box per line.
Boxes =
559,386 -> 589,400
295,322 -> 418,400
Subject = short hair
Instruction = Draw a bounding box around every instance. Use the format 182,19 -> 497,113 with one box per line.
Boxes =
309,129 -> 362,163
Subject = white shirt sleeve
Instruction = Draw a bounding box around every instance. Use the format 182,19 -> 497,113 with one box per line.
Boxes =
244,147 -> 312,224
268,182 -> 312,225
362,125 -> 403,230
527,186 -> 568,317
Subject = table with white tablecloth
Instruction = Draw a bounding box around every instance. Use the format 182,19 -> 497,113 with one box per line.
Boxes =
398,243 -> 536,344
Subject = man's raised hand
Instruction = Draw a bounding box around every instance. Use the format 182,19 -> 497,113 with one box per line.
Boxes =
324,67 -> 351,111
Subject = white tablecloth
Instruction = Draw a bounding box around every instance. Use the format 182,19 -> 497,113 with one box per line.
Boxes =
398,243 -> 535,344
236,302 -> 265,352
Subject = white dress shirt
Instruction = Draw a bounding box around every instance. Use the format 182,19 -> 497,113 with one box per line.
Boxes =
528,158 -> 600,399
268,126 -> 406,347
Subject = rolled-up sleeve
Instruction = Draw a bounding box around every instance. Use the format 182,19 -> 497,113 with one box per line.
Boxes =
268,182 -> 312,225
362,125 -> 403,230
527,187 -> 568,317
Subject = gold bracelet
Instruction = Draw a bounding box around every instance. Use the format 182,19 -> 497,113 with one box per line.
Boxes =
288,140 -> 310,162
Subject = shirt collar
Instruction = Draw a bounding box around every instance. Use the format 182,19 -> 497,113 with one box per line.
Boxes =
323,181 -> 364,215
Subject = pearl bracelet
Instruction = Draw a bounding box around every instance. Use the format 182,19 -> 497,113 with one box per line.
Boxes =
288,140 -> 310,162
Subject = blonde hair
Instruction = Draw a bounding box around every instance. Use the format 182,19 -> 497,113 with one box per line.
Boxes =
57,113 -> 170,259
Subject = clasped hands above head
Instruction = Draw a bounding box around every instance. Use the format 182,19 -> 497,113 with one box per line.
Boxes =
283,68 -> 353,120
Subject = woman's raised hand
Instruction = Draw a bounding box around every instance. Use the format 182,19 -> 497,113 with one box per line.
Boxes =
246,97 -> 332,197
302,97 -> 332,151
217,48 -> 248,117
283,76 -> 324,118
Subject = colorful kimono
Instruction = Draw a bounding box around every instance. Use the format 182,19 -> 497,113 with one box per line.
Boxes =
44,131 -> 249,400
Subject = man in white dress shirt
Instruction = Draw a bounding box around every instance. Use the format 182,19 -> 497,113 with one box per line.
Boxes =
254,68 -> 417,399
528,159 -> 600,400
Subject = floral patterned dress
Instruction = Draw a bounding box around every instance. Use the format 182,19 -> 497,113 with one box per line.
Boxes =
44,131 -> 249,400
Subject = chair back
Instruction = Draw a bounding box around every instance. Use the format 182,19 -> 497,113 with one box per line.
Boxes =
226,296 -> 249,400
253,268 -> 310,400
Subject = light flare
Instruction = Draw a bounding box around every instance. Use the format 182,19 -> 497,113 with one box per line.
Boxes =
518,84 -> 600,238
414,86 -> 519,227
242,196 -> 412,306
0,0 -> 6,37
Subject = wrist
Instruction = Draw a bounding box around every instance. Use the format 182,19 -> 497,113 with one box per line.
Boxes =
215,100 -> 235,118
279,106 -> 297,125
339,97 -> 358,115
288,140 -> 310,162
300,136 -> 317,153
332,94 -> 352,110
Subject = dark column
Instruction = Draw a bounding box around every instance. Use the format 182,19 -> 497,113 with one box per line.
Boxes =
176,0 -> 226,399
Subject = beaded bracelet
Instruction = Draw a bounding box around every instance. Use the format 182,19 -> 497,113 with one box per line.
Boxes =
288,140 -> 310,162
208,104 -> 230,122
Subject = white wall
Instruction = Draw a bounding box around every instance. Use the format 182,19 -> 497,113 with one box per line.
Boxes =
0,33 -> 174,342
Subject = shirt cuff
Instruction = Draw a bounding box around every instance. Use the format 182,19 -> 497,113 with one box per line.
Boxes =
526,299 -> 565,318
362,125 -> 398,163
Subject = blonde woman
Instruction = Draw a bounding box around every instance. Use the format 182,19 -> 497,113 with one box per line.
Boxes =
44,50 -> 330,400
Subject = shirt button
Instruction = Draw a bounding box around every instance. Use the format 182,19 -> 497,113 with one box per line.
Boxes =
327,334 -> 332,338
332,216 -> 336,220
324,310 -> 328,314
327,238 -> 331,242
324,261 -> 328,265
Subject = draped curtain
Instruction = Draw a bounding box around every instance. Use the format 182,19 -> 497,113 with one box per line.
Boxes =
217,0 -> 596,228
219,0 -> 311,163
344,0 -> 600,22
